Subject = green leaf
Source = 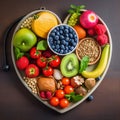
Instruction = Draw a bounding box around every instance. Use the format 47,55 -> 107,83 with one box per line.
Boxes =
71,94 -> 83,102
79,56 -> 89,73
65,92 -> 83,103
70,4 -> 77,9
14,47 -> 24,60
37,40 -> 48,50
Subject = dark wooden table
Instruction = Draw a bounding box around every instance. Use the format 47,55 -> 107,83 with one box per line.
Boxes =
0,0 -> 120,120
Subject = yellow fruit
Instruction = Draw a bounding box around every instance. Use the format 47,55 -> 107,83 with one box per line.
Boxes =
32,11 -> 59,38
81,44 -> 110,78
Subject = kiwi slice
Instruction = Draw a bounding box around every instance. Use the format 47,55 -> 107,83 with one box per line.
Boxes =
60,53 -> 79,77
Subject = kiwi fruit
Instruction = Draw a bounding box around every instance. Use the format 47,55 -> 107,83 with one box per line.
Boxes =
60,53 -> 79,77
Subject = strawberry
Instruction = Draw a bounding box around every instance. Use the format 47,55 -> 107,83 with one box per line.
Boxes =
16,56 -> 29,70
25,64 -> 39,78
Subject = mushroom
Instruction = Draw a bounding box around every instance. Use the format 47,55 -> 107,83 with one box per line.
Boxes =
75,86 -> 87,96
85,78 -> 96,90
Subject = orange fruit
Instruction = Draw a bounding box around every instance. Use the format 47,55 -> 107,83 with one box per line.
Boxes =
73,25 -> 86,40
32,11 -> 59,38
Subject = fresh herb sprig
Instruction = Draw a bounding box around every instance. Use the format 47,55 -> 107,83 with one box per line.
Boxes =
14,47 -> 24,60
79,56 -> 89,73
65,92 -> 83,103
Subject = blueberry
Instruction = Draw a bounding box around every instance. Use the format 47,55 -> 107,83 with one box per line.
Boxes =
61,45 -> 65,49
56,27 -> 59,31
65,41 -> 69,46
70,46 -> 74,50
64,25 -> 69,29
96,76 -> 101,81
51,32 -> 56,37
60,35 -> 64,40
66,37 -> 70,42
69,33 -> 73,38
60,49 -> 64,54
87,95 -> 94,101
65,33 -> 69,37
60,30 -> 63,34
73,42 -> 77,47
65,46 -> 69,50
56,32 -> 60,36
55,35 -> 59,40
56,40 -> 60,44
61,40 -> 66,45
51,45 -> 55,49
59,25 -> 64,30
64,50 -> 68,54
54,49 -> 58,52
56,45 -> 60,49
69,28 -> 73,33
64,29 -> 69,34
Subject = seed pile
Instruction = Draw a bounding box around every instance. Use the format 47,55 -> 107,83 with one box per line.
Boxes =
20,16 -> 34,29
23,77 -> 38,94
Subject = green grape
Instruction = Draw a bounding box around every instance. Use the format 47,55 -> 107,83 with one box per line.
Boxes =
67,4 -> 85,26
67,13 -> 80,26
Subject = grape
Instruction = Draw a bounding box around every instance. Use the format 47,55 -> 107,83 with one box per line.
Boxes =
67,13 -> 79,26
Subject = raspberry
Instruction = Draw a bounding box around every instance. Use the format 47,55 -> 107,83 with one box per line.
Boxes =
87,28 -> 96,36
42,50 -> 53,58
45,91 -> 52,99
96,34 -> 108,46
94,24 -> 106,35
40,91 -> 46,98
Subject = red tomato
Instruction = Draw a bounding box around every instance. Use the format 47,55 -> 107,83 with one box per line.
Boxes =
37,56 -> 47,68
59,98 -> 69,108
55,89 -> 65,99
25,64 -> 39,78
49,55 -> 61,67
61,77 -> 70,86
42,66 -> 53,77
50,97 -> 59,107
30,47 -> 41,59
64,85 -> 74,94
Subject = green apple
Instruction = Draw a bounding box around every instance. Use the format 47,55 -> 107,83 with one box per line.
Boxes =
13,28 -> 37,52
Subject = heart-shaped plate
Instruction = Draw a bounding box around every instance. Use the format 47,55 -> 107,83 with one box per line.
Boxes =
11,8 -> 112,113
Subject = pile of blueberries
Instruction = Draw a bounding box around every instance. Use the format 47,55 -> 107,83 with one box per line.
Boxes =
47,24 -> 78,55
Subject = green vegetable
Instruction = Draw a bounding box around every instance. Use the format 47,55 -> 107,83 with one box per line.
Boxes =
79,56 -> 89,73
37,40 -> 48,50
65,92 -> 83,103
67,4 -> 85,26
14,47 -> 24,60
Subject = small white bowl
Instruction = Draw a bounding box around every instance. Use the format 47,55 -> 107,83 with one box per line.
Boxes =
47,24 -> 79,56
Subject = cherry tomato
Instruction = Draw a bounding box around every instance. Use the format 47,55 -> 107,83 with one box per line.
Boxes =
59,98 -> 69,108
42,66 -> 53,77
61,77 -> 70,86
50,97 -> 59,107
37,56 -> 47,68
30,47 -> 41,59
64,85 -> 74,94
49,55 -> 61,67
55,89 -> 65,99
